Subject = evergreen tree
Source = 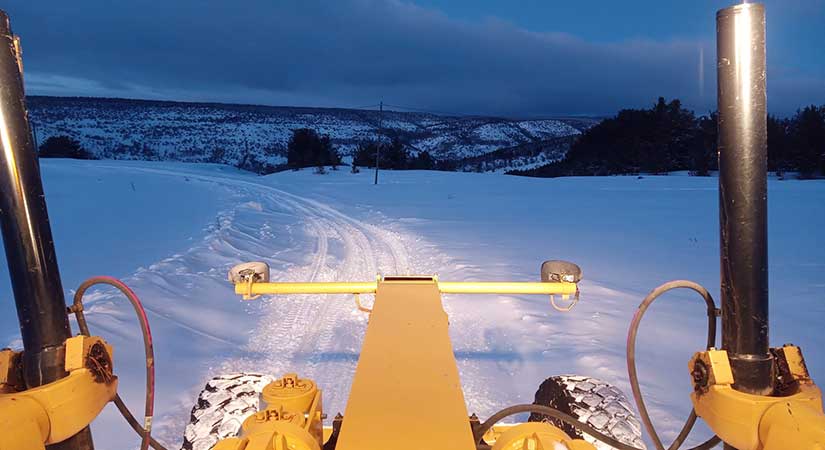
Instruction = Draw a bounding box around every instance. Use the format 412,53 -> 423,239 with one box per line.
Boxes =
39,136 -> 95,159
410,151 -> 435,170
287,128 -> 340,169
207,146 -> 227,164
791,106 -> 825,178
692,113 -> 717,176
767,115 -> 791,173
381,138 -> 408,169
353,141 -> 379,167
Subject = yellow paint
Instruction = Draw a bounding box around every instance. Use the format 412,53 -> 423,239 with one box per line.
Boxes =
691,348 -> 825,450
0,395 -> 50,450
215,373 -> 324,450
237,281 -> 379,299
439,281 -> 577,295
235,278 -> 578,299
64,335 -> 113,373
490,422 -> 596,450
782,345 -> 812,382
0,368 -> 116,448
336,279 -> 476,450
0,348 -> 22,393
0,335 -> 116,449
260,374 -> 317,413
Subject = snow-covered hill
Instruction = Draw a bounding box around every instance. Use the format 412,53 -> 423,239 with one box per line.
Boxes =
27,96 -> 585,168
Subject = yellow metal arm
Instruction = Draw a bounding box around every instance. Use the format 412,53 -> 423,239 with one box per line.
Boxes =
0,336 -> 117,450
438,281 -> 577,295
236,281 -> 379,297
690,346 -> 825,450
234,277 -> 578,300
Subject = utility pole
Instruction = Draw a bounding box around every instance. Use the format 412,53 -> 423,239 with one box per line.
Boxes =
374,101 -> 382,185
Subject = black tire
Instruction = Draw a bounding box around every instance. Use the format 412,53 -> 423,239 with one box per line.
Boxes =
181,373 -> 273,450
529,375 -> 646,450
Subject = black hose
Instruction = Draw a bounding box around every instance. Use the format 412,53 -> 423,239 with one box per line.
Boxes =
473,404 -> 643,450
626,280 -> 721,450
112,397 -> 169,450
72,276 -> 169,450
474,402 -> 720,450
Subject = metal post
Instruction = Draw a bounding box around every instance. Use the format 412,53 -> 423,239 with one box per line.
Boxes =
716,3 -> 773,397
374,101 -> 382,185
0,11 -> 94,449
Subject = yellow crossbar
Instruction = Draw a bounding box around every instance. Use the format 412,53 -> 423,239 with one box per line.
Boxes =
235,279 -> 577,299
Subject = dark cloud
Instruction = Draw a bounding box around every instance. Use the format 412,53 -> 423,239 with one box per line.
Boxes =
5,0 -> 823,116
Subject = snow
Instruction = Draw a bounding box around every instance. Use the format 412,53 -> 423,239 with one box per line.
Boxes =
27,98 -> 581,163
517,120 -> 582,139
1,161 -> 823,450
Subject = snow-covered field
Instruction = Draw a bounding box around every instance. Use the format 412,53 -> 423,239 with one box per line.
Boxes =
1,160 -> 823,450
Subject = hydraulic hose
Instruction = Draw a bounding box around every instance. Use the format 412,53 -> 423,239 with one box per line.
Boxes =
474,403 -> 721,450
473,403 -> 643,450
71,276 -> 168,450
626,280 -> 722,450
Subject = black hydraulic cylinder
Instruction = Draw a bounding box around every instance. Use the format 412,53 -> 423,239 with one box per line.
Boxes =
0,8 -> 70,388
716,3 -> 773,396
0,11 -> 94,450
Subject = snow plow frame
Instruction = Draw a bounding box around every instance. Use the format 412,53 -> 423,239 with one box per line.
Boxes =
216,274 -> 596,450
234,277 -> 579,300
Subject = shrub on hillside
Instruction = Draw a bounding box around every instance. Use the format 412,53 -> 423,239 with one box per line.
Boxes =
39,136 -> 96,159
287,128 -> 340,169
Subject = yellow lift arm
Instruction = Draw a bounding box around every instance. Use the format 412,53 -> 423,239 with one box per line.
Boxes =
0,336 -> 117,450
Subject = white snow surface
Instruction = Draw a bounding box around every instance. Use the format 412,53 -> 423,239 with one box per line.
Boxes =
1,160 -> 823,450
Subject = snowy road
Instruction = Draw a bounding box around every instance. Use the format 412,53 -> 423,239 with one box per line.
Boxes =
75,164 -> 443,447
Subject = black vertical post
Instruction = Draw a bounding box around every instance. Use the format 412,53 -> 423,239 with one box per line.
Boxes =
716,3 -> 773,398
0,11 -> 94,449
374,101 -> 382,185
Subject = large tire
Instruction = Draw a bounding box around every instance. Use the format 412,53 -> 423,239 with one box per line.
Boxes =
529,375 -> 645,450
181,373 -> 274,450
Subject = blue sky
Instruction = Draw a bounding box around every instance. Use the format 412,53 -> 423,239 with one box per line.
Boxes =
4,0 -> 824,117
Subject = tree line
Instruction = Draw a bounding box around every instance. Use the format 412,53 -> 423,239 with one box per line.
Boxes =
35,99 -> 825,179
287,129 -> 448,172
512,98 -> 825,179
351,139 -> 446,170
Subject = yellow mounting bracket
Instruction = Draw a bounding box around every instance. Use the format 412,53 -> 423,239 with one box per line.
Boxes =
689,346 -> 825,450
0,335 -> 118,450
490,422 -> 596,450
214,373 -> 324,450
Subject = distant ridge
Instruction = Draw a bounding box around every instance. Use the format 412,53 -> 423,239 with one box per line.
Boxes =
27,95 -> 598,172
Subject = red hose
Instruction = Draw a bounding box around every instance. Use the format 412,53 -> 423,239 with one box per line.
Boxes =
72,276 -> 157,450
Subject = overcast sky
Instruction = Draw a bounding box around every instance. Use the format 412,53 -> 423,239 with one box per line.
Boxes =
4,1 -> 824,117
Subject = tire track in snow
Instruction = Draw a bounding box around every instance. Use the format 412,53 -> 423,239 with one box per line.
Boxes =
94,165 -> 421,432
